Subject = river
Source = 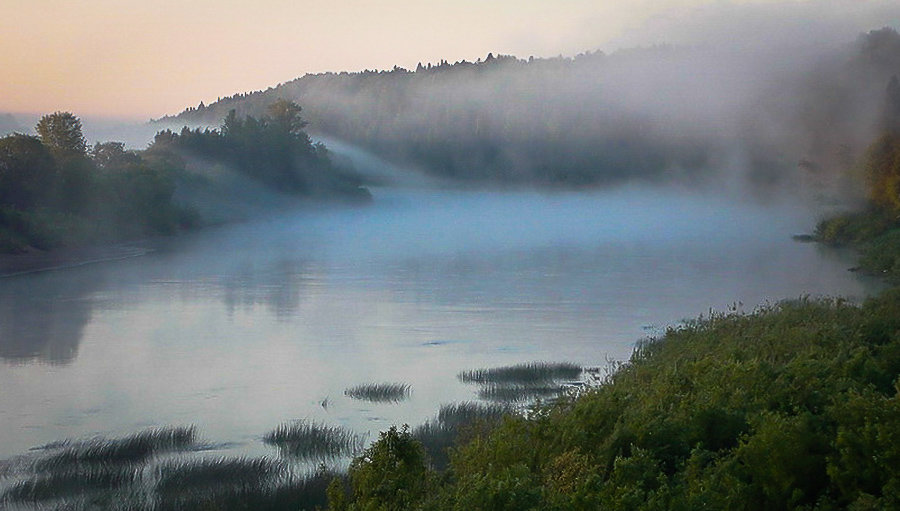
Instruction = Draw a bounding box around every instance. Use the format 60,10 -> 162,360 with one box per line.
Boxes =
0,184 -> 880,462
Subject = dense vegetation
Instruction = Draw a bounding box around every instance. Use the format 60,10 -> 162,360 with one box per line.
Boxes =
150,99 -> 370,201
333,293 -> 900,510
0,112 -> 193,252
318,77 -> 900,509
815,88 -> 900,281
161,29 -> 900,191
0,101 -> 369,254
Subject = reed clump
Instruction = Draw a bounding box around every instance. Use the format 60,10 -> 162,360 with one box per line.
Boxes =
344,382 -> 411,402
413,402 -> 513,470
35,426 -> 197,472
2,465 -> 137,503
476,384 -> 568,402
155,457 -> 282,496
264,421 -> 363,461
457,361 -> 582,385
154,466 -> 337,511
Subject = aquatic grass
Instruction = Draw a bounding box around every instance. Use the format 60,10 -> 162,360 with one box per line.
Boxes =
476,384 -> 568,402
2,465 -> 137,502
155,457 -> 282,496
436,402 -> 512,427
155,466 -> 338,511
35,426 -> 197,472
414,402 -> 513,470
264,421 -> 363,461
458,361 -> 582,385
344,382 -> 411,402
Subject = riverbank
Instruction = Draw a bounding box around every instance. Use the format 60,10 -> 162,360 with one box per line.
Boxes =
0,188 -> 892,510
0,242 -> 156,278
815,209 -> 900,282
331,206 -> 900,510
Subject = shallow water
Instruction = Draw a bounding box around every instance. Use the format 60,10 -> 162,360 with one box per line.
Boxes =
0,185 -> 881,462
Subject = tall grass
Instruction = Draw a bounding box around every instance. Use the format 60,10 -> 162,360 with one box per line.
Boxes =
413,402 -> 513,470
35,426 -> 197,472
2,465 -> 137,503
155,457 -> 282,496
1,425 -> 343,510
476,384 -> 567,402
458,361 -> 582,385
436,402 -> 511,427
1,426 -> 196,505
155,466 -> 338,511
344,382 -> 411,402
264,421 -> 363,461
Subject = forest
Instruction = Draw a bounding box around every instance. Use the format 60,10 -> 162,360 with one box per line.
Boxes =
0,101 -> 369,253
1,21 -> 899,510
162,29 -> 900,194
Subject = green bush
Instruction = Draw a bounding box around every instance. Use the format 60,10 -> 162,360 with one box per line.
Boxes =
336,294 -> 900,510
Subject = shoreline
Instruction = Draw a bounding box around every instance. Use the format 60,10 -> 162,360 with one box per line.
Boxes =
0,242 -> 155,278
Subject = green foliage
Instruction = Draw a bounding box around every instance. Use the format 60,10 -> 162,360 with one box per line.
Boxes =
814,210 -> 892,246
861,130 -> 900,216
859,229 -> 900,279
814,127 -> 900,280
0,112 -> 196,253
90,141 -> 141,170
813,210 -> 900,281
0,134 -> 56,210
151,100 -> 370,200
339,294 -> 900,510
35,111 -> 87,158
346,426 -> 430,511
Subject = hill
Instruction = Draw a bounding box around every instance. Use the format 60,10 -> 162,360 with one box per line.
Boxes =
159,29 -> 900,192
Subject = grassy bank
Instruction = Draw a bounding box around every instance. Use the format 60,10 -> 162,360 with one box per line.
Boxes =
336,292 -> 900,510
815,210 -> 900,282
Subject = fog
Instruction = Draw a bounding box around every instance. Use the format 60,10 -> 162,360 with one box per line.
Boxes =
3,3 -> 899,500
612,0 -> 900,51
146,1 -> 893,209
4,2 -> 895,209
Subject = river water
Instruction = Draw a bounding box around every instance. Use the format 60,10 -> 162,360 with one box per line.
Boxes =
0,185 -> 880,461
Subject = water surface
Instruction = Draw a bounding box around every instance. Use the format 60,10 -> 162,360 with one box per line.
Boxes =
0,185 -> 880,461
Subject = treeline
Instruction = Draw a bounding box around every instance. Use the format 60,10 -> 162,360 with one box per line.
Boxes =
0,112 -> 193,252
0,101 -> 369,253
159,49 -> 713,186
814,75 -> 900,280
161,29 -> 900,191
329,292 -> 900,510
151,99 -> 369,200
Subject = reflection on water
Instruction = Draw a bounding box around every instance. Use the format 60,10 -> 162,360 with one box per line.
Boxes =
0,271 -> 102,364
0,186 -> 882,460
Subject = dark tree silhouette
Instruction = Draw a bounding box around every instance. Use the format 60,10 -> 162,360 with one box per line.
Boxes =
35,112 -> 87,157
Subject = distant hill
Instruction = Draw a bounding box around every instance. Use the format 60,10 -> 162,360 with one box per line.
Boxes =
158,28 -> 900,192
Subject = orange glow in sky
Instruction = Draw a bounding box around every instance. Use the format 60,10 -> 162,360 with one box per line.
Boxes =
0,0 -> 894,119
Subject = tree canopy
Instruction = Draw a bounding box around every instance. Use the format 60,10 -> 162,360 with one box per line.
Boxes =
151,100 -> 369,200
35,112 -> 87,158
0,112 -> 194,252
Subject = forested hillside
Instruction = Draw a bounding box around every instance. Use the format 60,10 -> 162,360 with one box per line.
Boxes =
161,29 -> 900,191
0,102 -> 369,253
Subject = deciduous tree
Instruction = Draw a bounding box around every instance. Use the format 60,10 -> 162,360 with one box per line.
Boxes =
35,112 -> 87,158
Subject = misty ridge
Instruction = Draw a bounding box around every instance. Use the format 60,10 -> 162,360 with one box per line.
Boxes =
156,24 -> 900,202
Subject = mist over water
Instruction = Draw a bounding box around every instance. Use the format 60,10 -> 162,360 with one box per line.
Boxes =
0,155 -> 881,460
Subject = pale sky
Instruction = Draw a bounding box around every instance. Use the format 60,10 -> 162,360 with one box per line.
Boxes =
1,0 -> 896,119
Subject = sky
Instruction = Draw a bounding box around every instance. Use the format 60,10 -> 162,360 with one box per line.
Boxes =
1,0 -> 898,120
